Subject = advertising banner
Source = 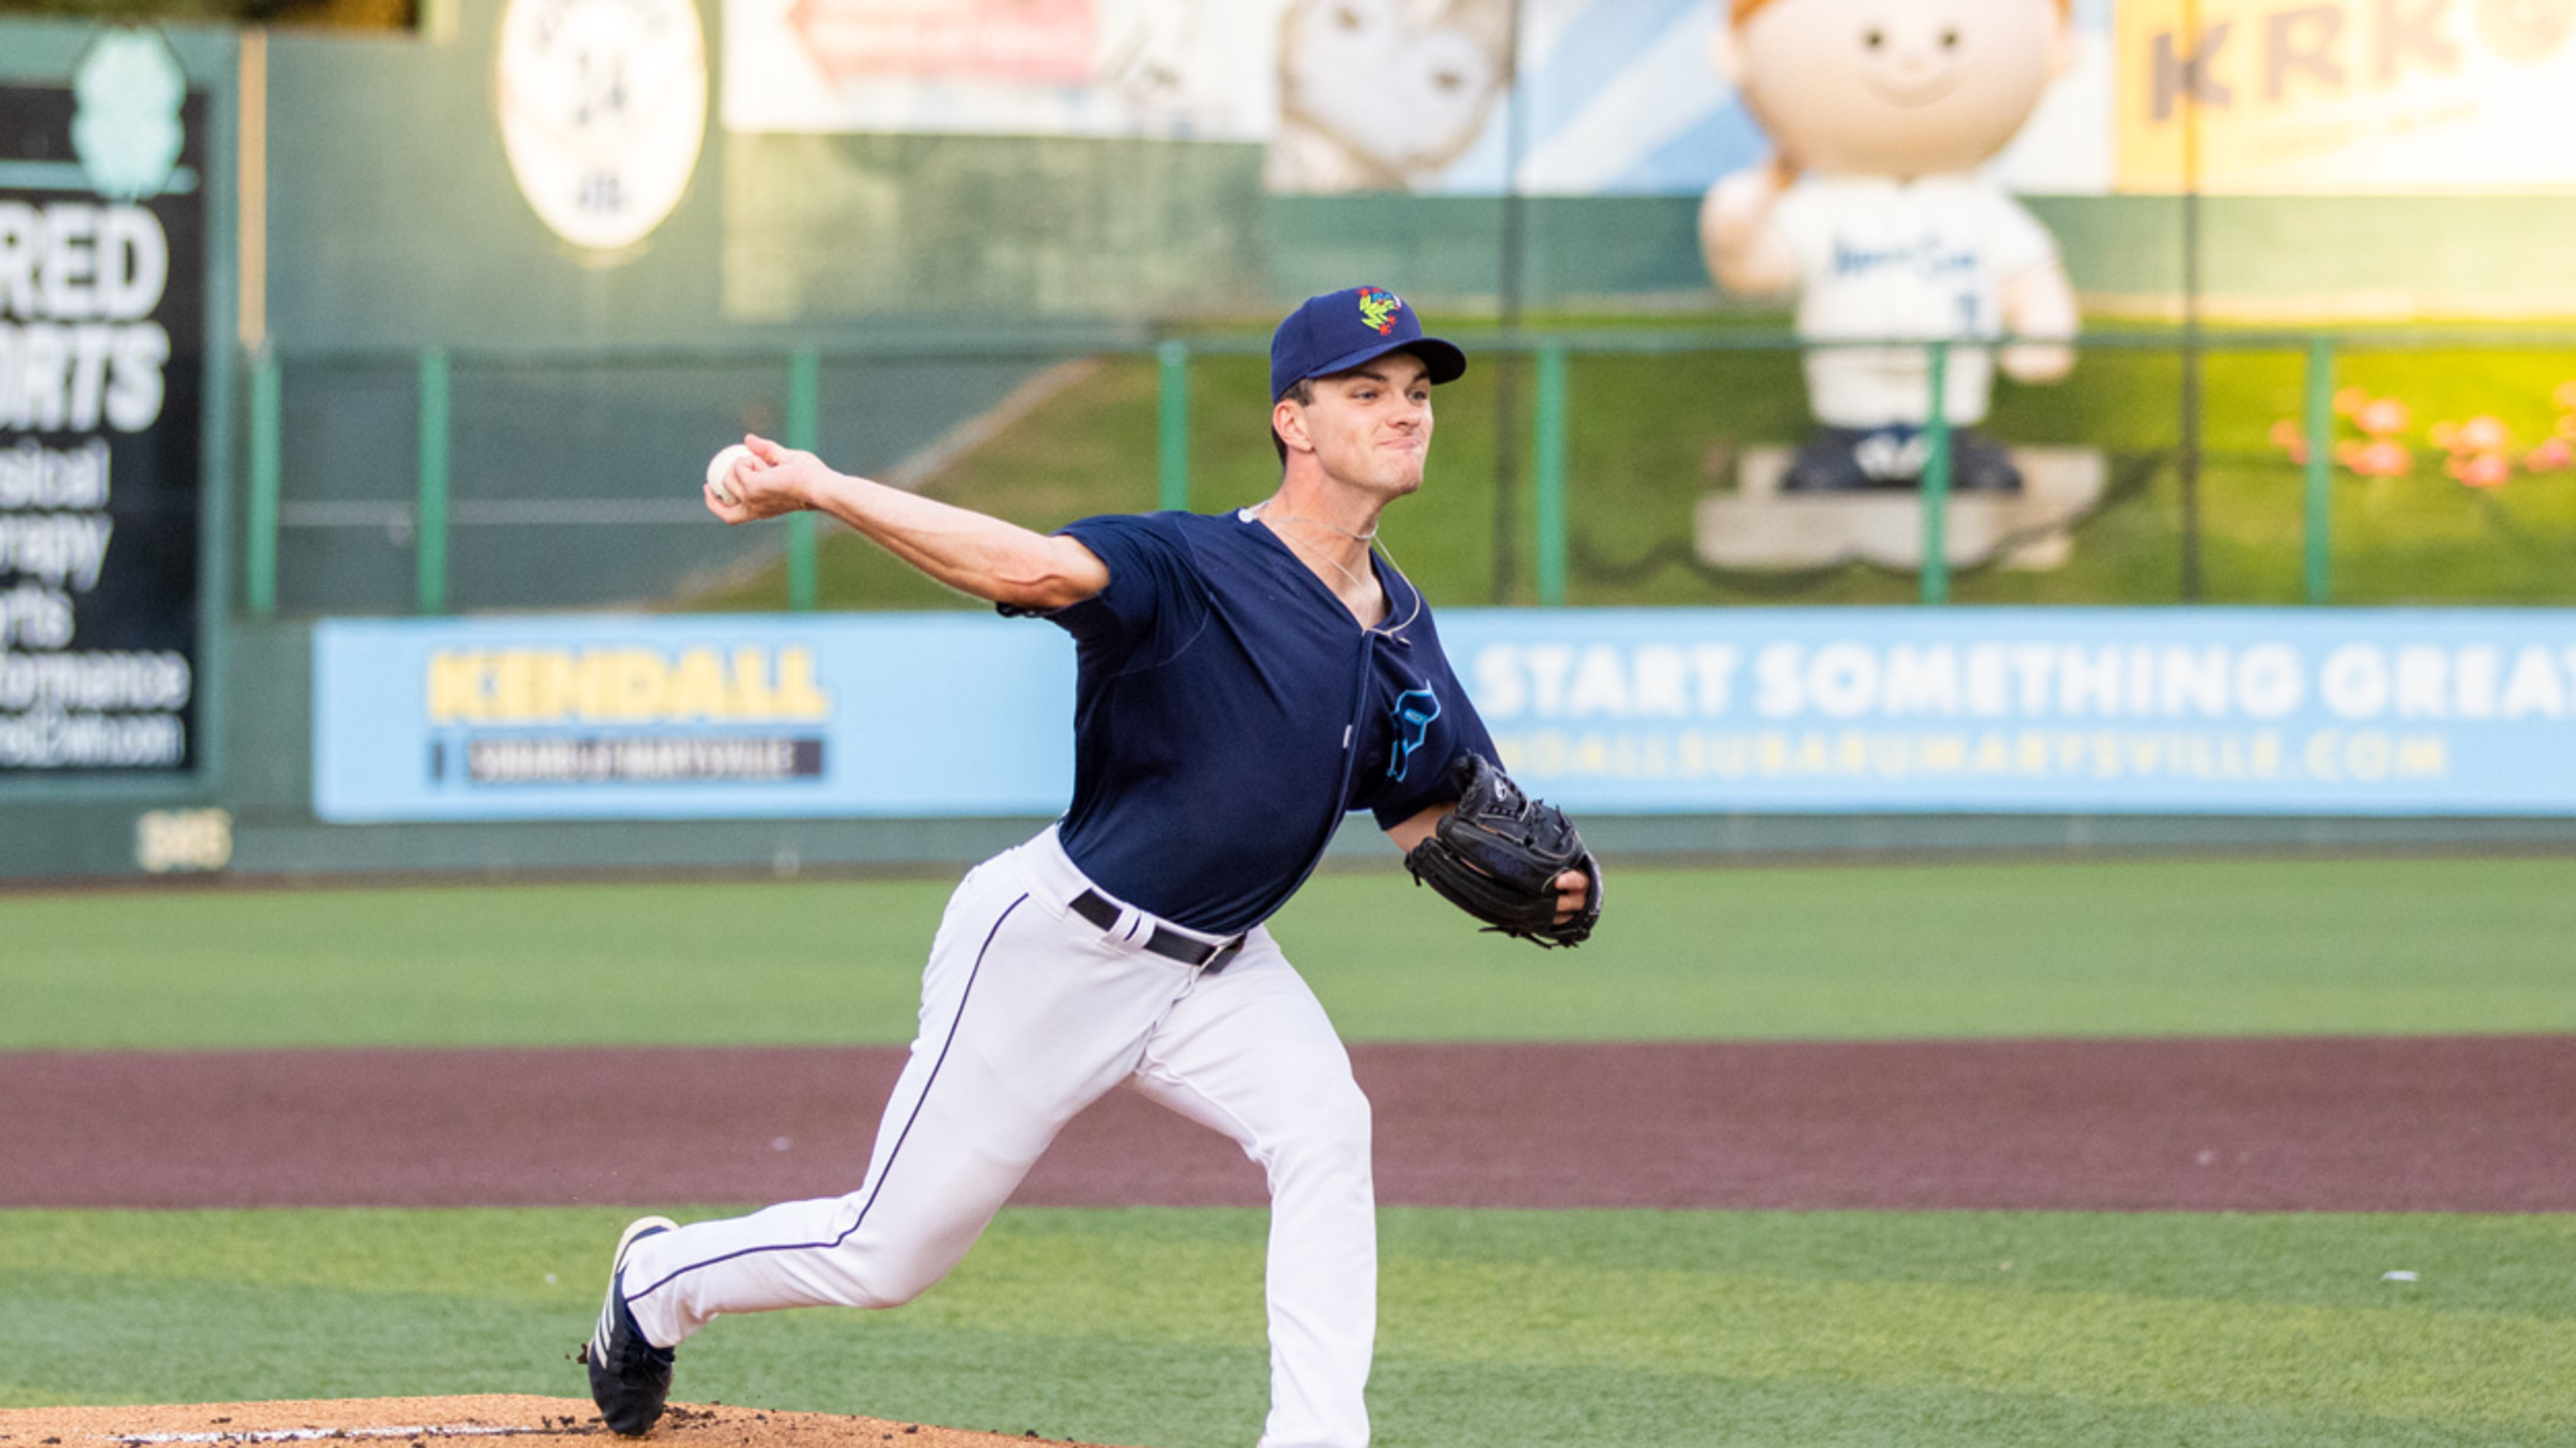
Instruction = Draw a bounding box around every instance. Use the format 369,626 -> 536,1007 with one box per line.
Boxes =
2115,0 -> 2576,193
318,609 -> 2576,822
721,0 -> 1276,140
1443,608 -> 2576,815
0,37 -> 206,776
718,0 -> 2576,199
716,0 -> 2112,197
312,614 -> 1075,822
1266,0 -> 1724,195
1261,0 -> 2114,198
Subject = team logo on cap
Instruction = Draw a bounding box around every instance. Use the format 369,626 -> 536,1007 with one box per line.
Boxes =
1357,287 -> 1403,335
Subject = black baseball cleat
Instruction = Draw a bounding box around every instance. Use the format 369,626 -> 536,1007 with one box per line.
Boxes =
582,1216 -> 679,1435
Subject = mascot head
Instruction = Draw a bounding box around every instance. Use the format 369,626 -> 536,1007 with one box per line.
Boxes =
1718,0 -> 2075,179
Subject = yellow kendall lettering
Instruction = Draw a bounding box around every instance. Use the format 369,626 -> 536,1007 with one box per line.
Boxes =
425,646 -> 833,724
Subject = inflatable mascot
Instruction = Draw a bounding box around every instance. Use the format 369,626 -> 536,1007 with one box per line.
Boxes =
1701,0 -> 2081,492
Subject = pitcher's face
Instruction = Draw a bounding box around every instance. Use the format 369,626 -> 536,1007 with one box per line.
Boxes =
1284,355 -> 1437,499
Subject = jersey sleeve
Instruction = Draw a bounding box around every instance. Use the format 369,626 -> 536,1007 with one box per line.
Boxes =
1366,612 -> 1502,831
1000,512 -> 1195,662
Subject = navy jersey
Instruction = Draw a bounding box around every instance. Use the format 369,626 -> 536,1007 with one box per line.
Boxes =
1008,509 -> 1497,936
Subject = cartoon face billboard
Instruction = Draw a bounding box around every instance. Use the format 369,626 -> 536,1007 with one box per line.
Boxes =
1265,0 -> 1513,192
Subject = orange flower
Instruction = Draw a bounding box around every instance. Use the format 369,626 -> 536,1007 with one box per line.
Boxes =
2355,398 -> 2409,436
2344,440 -> 2411,477
2449,452 -> 2511,489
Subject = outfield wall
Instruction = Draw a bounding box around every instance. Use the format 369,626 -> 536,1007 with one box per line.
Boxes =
10,611 -> 2576,887
9,6 -> 2576,883
312,609 -> 2576,822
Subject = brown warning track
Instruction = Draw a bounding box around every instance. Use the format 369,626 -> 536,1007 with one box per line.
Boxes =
2,1037 -> 2571,1212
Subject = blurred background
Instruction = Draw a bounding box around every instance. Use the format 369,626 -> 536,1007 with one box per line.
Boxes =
6,0 -> 2576,881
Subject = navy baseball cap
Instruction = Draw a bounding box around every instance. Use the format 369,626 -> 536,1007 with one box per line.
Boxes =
1270,287 -> 1467,401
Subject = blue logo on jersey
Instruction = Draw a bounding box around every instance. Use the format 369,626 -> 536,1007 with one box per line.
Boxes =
1831,234 -> 1977,283
1387,688 -> 1439,780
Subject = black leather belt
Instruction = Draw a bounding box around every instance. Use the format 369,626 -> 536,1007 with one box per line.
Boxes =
1069,889 -> 1244,970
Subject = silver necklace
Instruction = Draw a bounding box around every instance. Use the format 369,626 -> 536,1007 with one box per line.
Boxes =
1276,522 -> 1377,599
1247,501 -> 1422,634
1249,499 -> 1379,542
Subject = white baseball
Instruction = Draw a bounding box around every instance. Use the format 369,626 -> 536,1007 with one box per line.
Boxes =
705,443 -> 753,505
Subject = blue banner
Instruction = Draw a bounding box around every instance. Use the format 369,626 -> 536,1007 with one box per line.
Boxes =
314,609 -> 2576,822
312,614 -> 1073,822
1445,608 -> 2576,816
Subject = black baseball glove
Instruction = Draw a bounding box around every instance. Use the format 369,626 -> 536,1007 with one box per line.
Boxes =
1403,753 -> 1602,948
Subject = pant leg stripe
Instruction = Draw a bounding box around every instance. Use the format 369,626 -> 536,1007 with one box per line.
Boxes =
627,891 -> 1030,1304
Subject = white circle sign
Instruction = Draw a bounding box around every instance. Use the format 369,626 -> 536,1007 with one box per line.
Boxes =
495,0 -> 707,253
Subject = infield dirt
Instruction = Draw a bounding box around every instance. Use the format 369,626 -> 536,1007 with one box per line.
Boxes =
0,1398 -> 1122,1448
4,1037 -> 2573,1211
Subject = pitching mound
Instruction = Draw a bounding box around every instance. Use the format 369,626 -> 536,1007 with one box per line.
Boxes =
0,1397 -> 1127,1448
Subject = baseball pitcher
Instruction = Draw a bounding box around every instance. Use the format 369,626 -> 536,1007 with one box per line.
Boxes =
580,287 -> 1602,1448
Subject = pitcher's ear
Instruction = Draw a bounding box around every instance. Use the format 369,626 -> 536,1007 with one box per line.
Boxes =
1273,397 -> 1310,454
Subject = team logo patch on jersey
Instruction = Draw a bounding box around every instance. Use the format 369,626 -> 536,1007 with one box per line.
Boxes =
1386,687 -> 1440,779
1357,287 -> 1403,336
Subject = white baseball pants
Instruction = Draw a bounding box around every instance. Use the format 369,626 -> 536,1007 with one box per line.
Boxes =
619,827 -> 1378,1448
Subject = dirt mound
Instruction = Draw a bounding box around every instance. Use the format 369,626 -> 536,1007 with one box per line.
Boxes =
0,1397 -> 1126,1448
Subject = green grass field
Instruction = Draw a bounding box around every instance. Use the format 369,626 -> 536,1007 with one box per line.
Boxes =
12,856 -> 2576,1050
7,856 -> 2575,1446
6,1207 -> 2573,1445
